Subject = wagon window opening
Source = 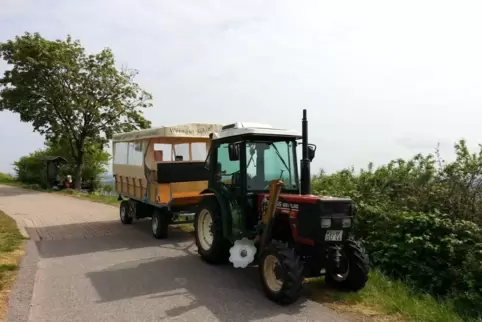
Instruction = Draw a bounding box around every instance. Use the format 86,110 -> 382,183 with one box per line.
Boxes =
113,142 -> 128,164
174,143 -> 190,161
154,143 -> 173,161
191,142 -> 207,161
128,142 -> 144,166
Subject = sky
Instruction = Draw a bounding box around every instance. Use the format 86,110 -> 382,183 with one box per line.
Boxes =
1,0 -> 482,175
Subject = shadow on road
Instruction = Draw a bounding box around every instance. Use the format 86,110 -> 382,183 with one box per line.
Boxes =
27,217 -> 351,321
86,241 -> 308,321
34,220 -> 193,259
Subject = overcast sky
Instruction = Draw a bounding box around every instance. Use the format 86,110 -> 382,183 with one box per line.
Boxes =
1,0 -> 482,175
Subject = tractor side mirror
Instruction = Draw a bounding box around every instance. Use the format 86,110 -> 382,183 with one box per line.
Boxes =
228,143 -> 240,161
307,144 -> 316,161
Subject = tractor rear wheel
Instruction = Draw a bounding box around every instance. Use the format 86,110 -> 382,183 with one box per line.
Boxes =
325,238 -> 370,291
259,240 -> 304,305
194,197 -> 230,264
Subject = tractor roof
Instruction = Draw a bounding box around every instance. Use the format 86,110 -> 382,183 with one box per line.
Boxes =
212,122 -> 301,140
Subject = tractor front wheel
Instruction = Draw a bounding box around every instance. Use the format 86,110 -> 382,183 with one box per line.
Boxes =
325,238 -> 370,291
259,240 -> 304,305
194,197 -> 230,264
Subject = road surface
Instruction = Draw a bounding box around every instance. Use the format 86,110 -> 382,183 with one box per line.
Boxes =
0,184 -> 349,322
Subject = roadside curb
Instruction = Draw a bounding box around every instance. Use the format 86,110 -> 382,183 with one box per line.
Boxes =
2,209 -> 31,240
14,218 -> 30,239
5,241 -> 39,322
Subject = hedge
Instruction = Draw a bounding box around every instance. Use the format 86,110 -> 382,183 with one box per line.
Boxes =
354,203 -> 482,317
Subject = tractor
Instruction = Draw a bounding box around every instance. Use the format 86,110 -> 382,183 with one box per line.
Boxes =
194,109 -> 369,305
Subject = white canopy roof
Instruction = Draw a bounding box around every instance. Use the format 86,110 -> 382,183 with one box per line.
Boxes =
212,122 -> 301,140
112,123 -> 224,142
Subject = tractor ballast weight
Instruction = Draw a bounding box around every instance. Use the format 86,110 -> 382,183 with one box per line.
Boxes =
194,109 -> 370,305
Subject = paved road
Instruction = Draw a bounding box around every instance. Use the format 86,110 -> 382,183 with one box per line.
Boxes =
0,184 -> 349,322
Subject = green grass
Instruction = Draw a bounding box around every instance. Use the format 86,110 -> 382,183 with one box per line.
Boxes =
0,173 -> 41,190
58,189 -> 120,206
0,173 -> 24,188
306,270 -> 481,322
0,173 -> 16,183
0,210 -> 25,319
0,210 -> 25,254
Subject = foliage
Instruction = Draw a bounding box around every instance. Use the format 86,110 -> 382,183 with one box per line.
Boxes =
0,172 -> 16,183
313,139 -> 482,225
100,184 -> 114,193
308,270 -> 475,322
12,138 -> 109,188
311,139 -> 482,318
44,137 -> 109,186
354,204 -> 482,317
12,150 -> 49,187
0,32 -> 152,189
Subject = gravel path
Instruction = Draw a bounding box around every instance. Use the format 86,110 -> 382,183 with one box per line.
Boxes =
0,184 -> 348,322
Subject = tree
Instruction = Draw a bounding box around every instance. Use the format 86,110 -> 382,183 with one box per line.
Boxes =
0,32 -> 152,189
44,136 -> 110,186
13,138 -> 110,189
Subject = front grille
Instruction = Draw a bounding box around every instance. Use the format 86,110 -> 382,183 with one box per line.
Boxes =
296,200 -> 353,242
320,201 -> 352,216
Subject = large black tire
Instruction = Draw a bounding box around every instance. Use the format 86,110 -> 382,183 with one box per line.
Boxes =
151,208 -> 170,239
259,240 -> 304,305
194,197 -> 230,264
120,200 -> 133,224
325,238 -> 370,291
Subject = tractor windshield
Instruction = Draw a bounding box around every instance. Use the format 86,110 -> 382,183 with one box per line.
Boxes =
246,140 -> 298,191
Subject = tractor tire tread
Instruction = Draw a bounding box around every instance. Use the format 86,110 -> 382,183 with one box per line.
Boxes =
326,237 -> 370,291
260,240 -> 304,305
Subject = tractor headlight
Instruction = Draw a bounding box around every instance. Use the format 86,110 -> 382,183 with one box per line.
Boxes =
321,218 -> 331,228
342,218 -> 352,228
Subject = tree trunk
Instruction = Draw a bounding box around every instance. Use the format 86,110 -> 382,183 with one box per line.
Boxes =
73,150 -> 85,190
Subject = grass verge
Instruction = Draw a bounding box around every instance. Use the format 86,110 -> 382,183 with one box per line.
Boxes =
58,189 -> 120,206
0,210 -> 26,321
305,270 -> 480,322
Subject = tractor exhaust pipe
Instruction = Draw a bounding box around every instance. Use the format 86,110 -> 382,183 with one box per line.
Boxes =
300,109 -> 311,195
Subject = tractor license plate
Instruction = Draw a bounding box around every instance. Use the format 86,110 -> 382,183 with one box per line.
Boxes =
325,230 -> 343,241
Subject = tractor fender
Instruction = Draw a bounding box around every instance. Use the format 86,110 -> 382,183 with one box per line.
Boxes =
199,188 -> 233,240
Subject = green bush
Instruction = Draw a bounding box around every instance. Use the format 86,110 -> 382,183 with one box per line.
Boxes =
13,150 -> 49,187
355,204 -> 482,296
313,139 -> 482,225
312,139 -> 482,317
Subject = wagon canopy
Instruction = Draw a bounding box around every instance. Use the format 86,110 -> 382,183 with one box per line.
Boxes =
112,123 -> 224,142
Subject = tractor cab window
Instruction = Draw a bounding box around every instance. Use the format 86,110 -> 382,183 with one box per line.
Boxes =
246,140 -> 298,190
217,143 -> 240,185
